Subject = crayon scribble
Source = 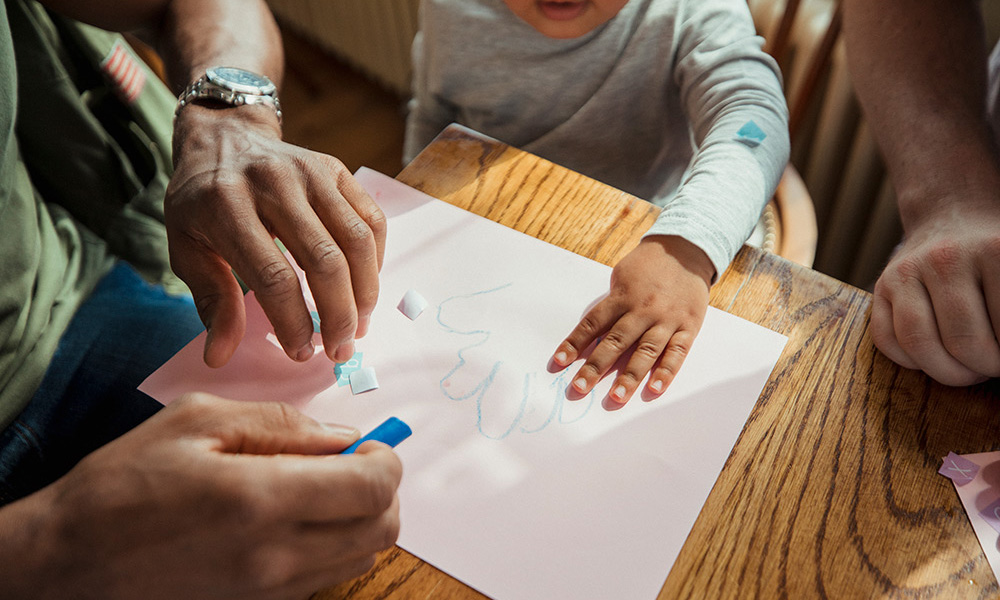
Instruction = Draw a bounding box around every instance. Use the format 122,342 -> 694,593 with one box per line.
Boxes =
436,283 -> 595,439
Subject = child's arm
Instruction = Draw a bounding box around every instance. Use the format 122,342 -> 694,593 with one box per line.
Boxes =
551,236 -> 712,404
552,1 -> 789,402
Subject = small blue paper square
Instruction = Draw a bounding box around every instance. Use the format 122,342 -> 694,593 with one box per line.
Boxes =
309,310 -> 322,334
735,120 -> 767,147
334,351 -> 364,387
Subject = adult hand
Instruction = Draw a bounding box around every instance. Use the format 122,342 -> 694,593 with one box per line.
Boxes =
165,106 -> 387,368
1,393 -> 402,600
871,200 -> 1000,385
550,235 -> 713,404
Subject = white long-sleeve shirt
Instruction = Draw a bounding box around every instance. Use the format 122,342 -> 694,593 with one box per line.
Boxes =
406,0 -> 790,278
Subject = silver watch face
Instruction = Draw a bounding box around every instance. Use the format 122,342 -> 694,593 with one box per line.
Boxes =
206,66 -> 276,96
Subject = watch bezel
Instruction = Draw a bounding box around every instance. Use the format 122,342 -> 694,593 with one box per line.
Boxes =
205,66 -> 277,96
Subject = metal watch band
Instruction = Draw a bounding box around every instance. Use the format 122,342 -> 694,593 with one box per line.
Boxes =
175,75 -> 283,123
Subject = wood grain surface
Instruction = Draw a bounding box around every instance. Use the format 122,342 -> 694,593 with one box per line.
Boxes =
314,125 -> 1000,600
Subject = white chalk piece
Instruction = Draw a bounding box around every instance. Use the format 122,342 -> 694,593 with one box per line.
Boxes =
349,366 -> 379,395
397,289 -> 429,320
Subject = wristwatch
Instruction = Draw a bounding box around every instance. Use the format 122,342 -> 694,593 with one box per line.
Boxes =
175,66 -> 282,123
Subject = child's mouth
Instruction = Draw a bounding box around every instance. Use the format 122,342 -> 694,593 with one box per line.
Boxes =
537,1 -> 587,21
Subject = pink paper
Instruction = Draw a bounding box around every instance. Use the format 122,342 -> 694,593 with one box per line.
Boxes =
940,451 -> 981,486
141,168 -> 788,600
944,451 -> 1000,585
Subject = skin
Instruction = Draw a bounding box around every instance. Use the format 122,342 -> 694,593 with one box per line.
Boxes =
0,395 -> 402,599
503,0 -> 716,403
842,0 -> 1000,386
0,1 -> 401,595
46,0 -> 387,368
551,235 -> 714,404
502,0 -> 630,39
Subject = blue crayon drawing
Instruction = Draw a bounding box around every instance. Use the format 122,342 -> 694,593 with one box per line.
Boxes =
435,283 -> 596,440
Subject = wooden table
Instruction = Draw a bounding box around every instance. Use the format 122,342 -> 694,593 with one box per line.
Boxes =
316,125 -> 1000,599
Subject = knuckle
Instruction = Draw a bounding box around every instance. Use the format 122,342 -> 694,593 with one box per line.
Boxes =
896,328 -> 934,355
574,315 -> 604,339
634,339 -> 664,361
192,292 -> 224,322
305,238 -> 348,277
323,313 -> 357,341
365,206 -> 388,238
171,392 -> 218,420
599,330 -> 630,354
379,507 -> 402,550
343,555 -> 378,581
345,465 -> 398,516
244,545 -> 299,590
666,340 -> 692,359
891,255 -> 923,285
320,153 -> 349,175
617,372 -> 640,389
580,361 -> 603,379
924,242 -> 964,275
252,260 -> 300,299
341,218 -> 375,251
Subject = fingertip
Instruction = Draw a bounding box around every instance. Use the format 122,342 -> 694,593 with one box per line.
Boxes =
609,384 -> 629,404
293,342 -> 316,362
356,314 -> 371,338
333,341 -> 355,364
320,422 -> 361,446
204,326 -> 238,368
571,376 -> 589,393
553,350 -> 569,366
648,379 -> 665,395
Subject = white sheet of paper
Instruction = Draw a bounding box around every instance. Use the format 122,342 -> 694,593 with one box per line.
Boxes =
141,168 -> 788,600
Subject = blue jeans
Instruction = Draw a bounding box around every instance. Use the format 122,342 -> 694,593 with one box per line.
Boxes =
0,262 -> 205,505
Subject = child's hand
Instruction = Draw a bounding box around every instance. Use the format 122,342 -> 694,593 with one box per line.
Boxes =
551,235 -> 714,404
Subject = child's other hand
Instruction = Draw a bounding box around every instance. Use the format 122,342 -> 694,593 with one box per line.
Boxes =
551,235 -> 714,404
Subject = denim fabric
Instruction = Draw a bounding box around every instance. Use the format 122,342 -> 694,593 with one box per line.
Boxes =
0,262 -> 204,505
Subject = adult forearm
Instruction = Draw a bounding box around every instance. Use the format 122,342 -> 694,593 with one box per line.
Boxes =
842,0 -> 1000,228
35,0 -> 283,93
156,0 -> 283,94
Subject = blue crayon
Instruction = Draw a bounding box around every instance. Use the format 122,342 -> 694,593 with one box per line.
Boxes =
341,417 -> 412,454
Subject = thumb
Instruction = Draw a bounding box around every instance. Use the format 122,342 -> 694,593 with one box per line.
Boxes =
166,393 -> 360,455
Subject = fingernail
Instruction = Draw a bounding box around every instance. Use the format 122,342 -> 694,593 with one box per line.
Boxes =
295,343 -> 315,362
335,342 -> 355,363
572,377 -> 588,392
611,385 -> 626,401
649,380 -> 664,393
356,315 -> 371,338
554,351 -> 568,365
321,423 -> 359,438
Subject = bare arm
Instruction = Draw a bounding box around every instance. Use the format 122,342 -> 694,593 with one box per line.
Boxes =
39,0 -> 386,368
843,0 -> 1000,385
843,0 -> 1000,219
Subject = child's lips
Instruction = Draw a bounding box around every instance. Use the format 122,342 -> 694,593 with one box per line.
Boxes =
537,1 -> 587,21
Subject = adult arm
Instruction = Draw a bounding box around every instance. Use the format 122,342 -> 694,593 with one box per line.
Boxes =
0,394 -> 402,599
39,0 -> 387,368
843,0 -> 1000,385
